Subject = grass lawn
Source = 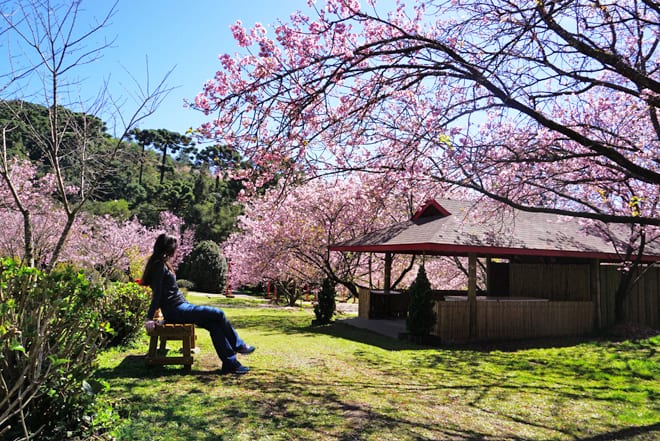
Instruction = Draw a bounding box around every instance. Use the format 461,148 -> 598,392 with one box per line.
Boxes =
95,293 -> 660,440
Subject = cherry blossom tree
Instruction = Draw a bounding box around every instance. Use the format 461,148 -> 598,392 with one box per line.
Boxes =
223,176 -> 398,298
0,160 -> 62,264
60,210 -> 194,280
195,0 -> 659,321
224,174 -> 466,300
195,0 -> 658,226
0,160 -> 193,277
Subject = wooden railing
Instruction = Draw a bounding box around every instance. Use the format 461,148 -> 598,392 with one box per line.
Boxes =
435,300 -> 594,343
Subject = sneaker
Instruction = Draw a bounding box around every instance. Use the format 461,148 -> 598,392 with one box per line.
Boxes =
221,365 -> 250,375
237,345 -> 256,355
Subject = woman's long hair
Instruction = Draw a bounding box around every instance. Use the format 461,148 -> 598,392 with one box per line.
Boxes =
141,233 -> 178,286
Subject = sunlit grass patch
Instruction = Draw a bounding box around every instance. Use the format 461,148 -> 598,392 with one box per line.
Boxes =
96,299 -> 660,440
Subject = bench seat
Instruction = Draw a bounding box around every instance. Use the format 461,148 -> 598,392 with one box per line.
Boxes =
145,323 -> 196,371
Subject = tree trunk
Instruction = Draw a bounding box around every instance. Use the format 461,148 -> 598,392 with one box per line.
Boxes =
338,281 -> 358,301
160,147 -> 167,184
614,267 -> 635,324
22,210 -> 34,267
139,142 -> 146,185
47,214 -> 76,271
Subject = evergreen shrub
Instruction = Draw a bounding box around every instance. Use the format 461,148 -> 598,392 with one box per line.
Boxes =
179,240 -> 227,294
406,265 -> 436,337
177,279 -> 195,291
313,278 -> 336,325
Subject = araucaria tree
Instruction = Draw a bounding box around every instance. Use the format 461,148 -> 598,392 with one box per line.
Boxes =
195,0 -> 659,321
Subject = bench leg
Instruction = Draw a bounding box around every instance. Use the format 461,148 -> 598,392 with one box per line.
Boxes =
147,335 -> 158,358
182,336 -> 192,371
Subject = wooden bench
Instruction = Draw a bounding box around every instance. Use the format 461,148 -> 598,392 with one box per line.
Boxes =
145,323 -> 196,371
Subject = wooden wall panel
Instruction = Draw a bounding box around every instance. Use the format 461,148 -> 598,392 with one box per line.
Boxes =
598,266 -> 660,328
435,300 -> 594,342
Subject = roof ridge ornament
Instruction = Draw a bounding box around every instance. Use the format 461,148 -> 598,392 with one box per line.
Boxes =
412,198 -> 451,220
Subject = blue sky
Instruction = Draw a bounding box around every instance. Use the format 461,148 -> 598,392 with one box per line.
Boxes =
4,1 -> 398,137
99,0 -> 306,135
0,1 -> 308,135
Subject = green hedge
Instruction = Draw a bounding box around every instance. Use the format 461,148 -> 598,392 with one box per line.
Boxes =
100,281 -> 151,347
0,258 -> 151,439
179,241 -> 227,294
0,258 -> 108,439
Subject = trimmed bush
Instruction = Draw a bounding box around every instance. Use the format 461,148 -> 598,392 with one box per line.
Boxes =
179,241 -> 227,294
177,279 -> 195,291
0,258 -> 108,440
406,265 -> 436,337
100,281 -> 151,347
313,278 -> 336,325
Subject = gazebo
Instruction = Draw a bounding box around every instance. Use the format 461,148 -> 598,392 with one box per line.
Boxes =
330,199 -> 660,342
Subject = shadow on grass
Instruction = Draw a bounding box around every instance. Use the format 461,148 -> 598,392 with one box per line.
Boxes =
100,361 -> 518,440
246,370 -> 660,441
98,355 -> 241,383
308,321 -> 422,351
437,334 -> 604,352
577,423 -> 660,441
98,344 -> 660,440
306,320 -> 609,353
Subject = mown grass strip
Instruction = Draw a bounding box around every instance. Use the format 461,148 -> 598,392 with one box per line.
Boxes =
95,295 -> 660,440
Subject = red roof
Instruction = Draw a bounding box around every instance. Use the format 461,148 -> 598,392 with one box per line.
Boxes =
330,199 -> 660,263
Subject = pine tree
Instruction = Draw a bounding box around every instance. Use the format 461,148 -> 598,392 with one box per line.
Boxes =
406,265 -> 436,337
313,278 -> 336,325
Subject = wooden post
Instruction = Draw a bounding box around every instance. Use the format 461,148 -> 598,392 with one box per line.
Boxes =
468,253 -> 477,339
358,287 -> 371,319
384,252 -> 392,294
591,259 -> 602,330
225,259 -> 234,297
486,258 -> 492,295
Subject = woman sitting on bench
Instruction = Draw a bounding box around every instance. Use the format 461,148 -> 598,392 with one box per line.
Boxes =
142,233 -> 255,375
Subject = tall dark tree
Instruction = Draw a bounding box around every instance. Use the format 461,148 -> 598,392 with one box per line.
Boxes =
193,144 -> 243,191
130,128 -> 159,185
129,128 -> 192,185
152,129 -> 192,184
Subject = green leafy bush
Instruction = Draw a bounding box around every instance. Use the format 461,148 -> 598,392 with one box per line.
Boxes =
0,258 -> 109,440
100,281 -> 151,347
177,279 -> 195,290
406,265 -> 436,337
313,278 -> 336,325
179,241 -> 227,294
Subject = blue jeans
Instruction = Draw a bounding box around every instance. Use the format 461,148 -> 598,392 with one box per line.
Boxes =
162,302 -> 245,369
